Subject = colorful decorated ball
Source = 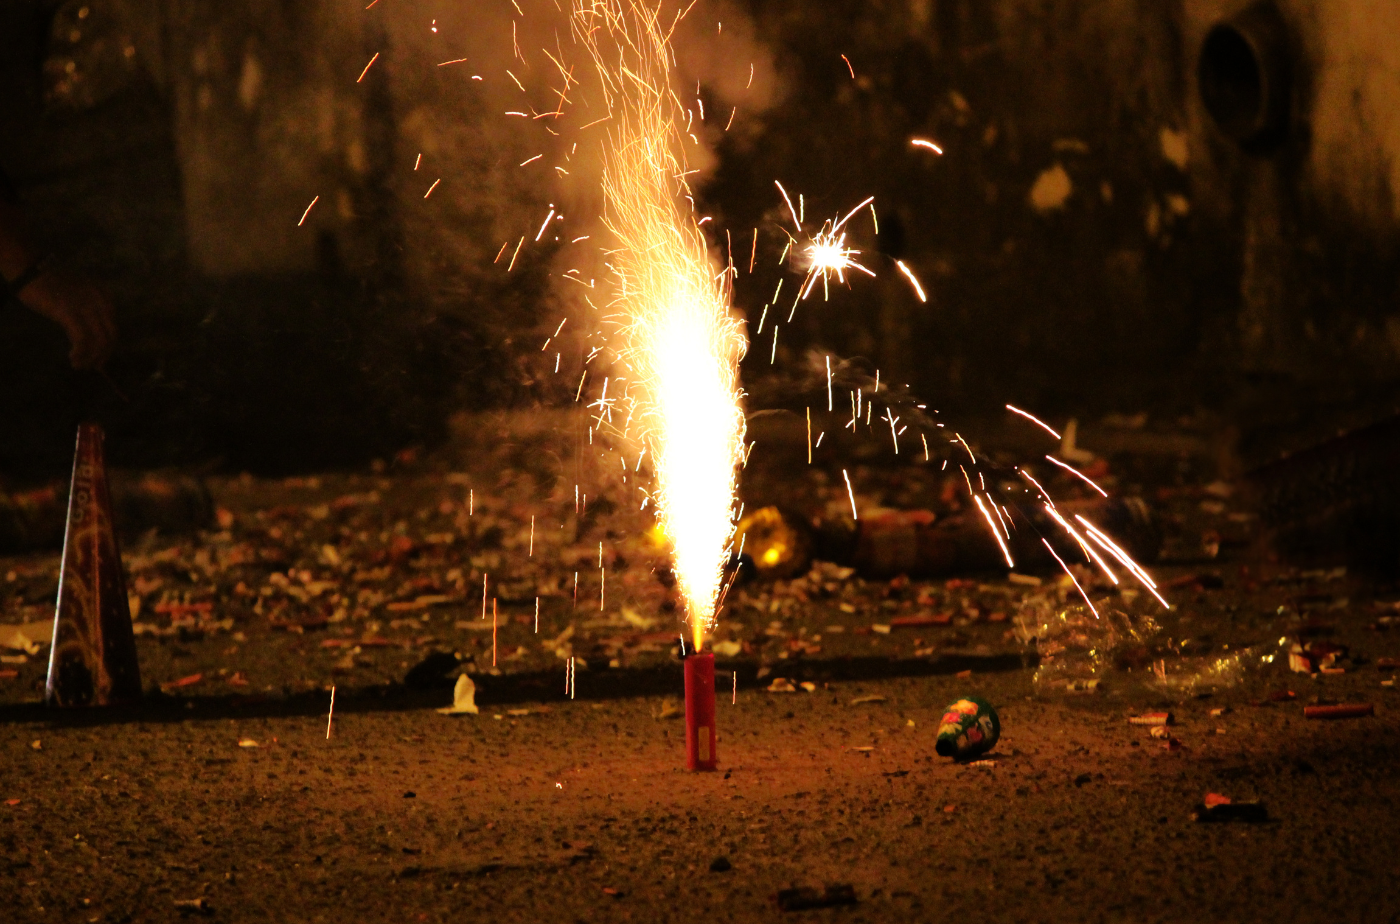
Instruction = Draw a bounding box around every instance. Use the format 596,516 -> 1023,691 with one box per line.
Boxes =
934,696 -> 1001,760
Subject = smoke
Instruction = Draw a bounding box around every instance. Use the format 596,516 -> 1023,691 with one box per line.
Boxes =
372,1 -> 778,383
380,1 -> 777,402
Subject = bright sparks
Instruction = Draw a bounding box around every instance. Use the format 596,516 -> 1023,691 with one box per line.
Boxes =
776,186 -> 877,301
895,259 -> 927,302
802,231 -> 870,298
1006,404 -> 1061,440
577,0 -> 746,648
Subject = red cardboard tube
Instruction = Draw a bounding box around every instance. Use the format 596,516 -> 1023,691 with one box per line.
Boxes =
1304,703 -> 1374,720
684,653 -> 717,771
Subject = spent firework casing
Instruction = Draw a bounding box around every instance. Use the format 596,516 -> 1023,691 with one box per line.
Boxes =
1192,801 -> 1269,823
1303,703 -> 1374,720
935,696 -> 1000,760
1128,711 -> 1173,726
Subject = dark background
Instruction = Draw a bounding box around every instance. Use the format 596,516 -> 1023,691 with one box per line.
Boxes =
3,0 -> 1398,479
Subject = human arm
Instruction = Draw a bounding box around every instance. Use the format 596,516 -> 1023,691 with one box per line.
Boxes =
0,181 -> 115,370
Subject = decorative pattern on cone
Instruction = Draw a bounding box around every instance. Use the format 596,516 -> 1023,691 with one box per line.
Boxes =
46,423 -> 142,706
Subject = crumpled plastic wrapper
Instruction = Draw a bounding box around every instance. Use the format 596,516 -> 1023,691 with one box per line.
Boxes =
1015,600 -> 1279,697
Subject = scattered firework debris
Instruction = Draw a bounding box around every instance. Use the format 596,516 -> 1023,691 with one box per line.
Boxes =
1303,702 -> 1374,720
1128,711 -> 1173,726
0,428 -> 1397,708
437,674 -> 480,716
776,884 -> 858,911
4,5 -> 1396,724
1192,794 -> 1269,823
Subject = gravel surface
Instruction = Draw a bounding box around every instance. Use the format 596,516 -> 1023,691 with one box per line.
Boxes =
3,411 -> 1399,922
2,670 -> 1397,923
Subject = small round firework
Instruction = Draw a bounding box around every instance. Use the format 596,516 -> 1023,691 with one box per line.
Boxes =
934,696 -> 1000,760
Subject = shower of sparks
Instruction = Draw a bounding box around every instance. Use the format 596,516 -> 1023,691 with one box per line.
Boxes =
800,228 -> 873,298
776,190 -> 878,302
576,0 -> 747,649
1044,502 -> 1118,583
973,494 -> 1014,568
1076,515 -> 1170,607
485,1 -> 1169,638
811,358 -> 1163,613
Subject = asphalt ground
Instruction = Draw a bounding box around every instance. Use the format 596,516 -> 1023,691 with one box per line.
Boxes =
3,410 -> 1399,922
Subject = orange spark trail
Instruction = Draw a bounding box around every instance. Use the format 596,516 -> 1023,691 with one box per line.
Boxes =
895,260 -> 927,302
1044,454 -> 1109,497
357,52 -> 380,83
1006,404 -> 1061,439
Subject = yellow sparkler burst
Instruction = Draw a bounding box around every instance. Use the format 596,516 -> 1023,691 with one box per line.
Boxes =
575,0 -> 747,647
774,183 -> 877,301
800,228 -> 873,300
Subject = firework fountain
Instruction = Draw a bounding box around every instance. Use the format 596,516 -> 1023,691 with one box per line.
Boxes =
538,0 -> 1169,770
574,0 -> 746,770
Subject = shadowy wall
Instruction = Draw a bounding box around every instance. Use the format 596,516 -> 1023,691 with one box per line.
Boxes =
3,0 -> 1400,479
718,0 -> 1400,464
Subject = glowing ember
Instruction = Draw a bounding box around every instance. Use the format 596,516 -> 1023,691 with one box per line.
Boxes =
576,0 -> 747,647
800,228 -> 873,299
774,183 -> 877,302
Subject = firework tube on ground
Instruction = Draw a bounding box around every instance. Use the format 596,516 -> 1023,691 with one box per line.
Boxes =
685,652 -> 717,771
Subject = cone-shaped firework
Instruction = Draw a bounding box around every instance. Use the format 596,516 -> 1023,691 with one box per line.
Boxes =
45,423 -> 141,706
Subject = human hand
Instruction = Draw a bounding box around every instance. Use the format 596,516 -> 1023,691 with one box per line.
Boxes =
19,267 -> 117,370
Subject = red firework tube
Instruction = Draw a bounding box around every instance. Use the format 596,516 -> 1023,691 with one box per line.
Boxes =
1304,703 -> 1374,720
684,653 -> 717,771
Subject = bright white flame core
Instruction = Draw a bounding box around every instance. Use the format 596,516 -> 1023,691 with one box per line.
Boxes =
651,309 -> 745,642
578,0 -> 747,645
807,239 -> 854,276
